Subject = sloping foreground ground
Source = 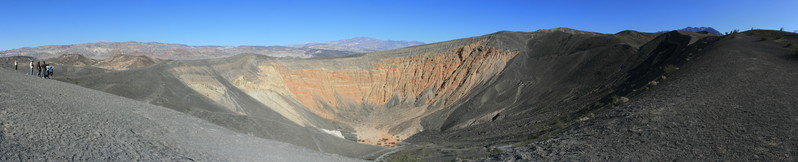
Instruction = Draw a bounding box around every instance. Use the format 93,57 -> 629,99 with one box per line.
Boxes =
484,31 -> 798,161
0,70 -> 360,161
54,56 -> 387,158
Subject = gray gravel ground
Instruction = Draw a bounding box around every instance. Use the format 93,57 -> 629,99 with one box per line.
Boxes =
0,69 -> 361,161
484,32 -> 798,161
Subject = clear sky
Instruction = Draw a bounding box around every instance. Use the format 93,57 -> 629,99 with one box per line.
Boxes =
1,0 -> 796,50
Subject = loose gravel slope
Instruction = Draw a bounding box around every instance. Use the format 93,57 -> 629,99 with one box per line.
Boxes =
0,69 -> 361,161
485,31 -> 798,161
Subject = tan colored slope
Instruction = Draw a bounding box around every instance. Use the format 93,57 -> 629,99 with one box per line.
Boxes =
48,54 -> 163,71
48,54 -> 98,66
93,55 -> 164,70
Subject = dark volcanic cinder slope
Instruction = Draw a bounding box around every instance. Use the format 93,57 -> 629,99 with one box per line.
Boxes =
0,56 -> 36,74
43,54 -> 169,78
408,29 -> 690,144
384,30 -> 723,160
0,70 -> 360,161
483,31 -> 798,161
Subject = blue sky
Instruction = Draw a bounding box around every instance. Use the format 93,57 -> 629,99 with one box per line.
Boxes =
1,0 -> 796,50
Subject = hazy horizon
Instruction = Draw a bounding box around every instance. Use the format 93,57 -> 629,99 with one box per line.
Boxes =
2,0 -> 796,51
1,37 -> 425,49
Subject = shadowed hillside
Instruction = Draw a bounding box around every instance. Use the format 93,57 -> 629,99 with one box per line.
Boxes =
660,27 -> 724,36
484,30 -> 798,161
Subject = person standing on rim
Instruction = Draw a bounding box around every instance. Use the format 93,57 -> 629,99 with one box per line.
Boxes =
44,64 -> 50,79
36,61 -> 41,77
41,61 -> 47,78
49,65 -> 54,78
28,61 -> 33,75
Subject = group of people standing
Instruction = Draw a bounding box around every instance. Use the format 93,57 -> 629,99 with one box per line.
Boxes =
25,61 -> 54,79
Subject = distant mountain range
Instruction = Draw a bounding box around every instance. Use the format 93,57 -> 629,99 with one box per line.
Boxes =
660,27 -> 723,36
287,37 -> 425,53
0,37 -> 424,60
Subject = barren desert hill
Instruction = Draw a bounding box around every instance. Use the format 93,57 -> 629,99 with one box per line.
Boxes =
91,54 -> 164,70
659,26 -> 724,36
45,54 -> 164,71
0,37 -> 425,60
46,54 -> 98,66
288,37 -> 426,53
401,29 -> 702,145
0,68 -> 362,161
30,54 -> 165,77
0,41 -> 355,60
484,30 -> 798,161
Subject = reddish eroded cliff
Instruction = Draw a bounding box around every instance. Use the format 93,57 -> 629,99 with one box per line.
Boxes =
267,40 -> 519,144
170,40 -> 519,145
281,40 -> 516,118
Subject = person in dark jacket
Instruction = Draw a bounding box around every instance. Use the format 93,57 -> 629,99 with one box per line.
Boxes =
41,61 -> 47,78
44,64 -> 50,79
36,61 -> 41,77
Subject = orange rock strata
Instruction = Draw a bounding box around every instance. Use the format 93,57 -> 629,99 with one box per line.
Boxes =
280,40 -> 518,120
174,40 -> 519,145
